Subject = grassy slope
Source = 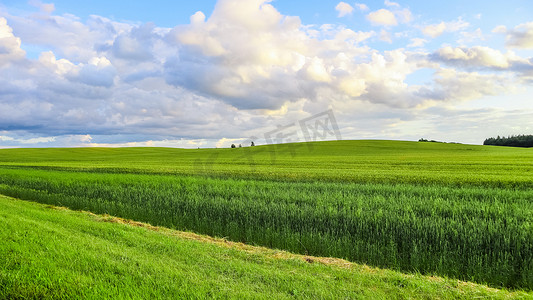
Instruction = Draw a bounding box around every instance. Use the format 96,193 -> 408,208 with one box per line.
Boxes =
1,166 -> 532,289
1,140 -> 532,186
1,140 -> 532,294
1,195 -> 530,299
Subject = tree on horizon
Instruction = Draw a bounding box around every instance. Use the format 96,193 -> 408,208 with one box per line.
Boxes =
483,134 -> 533,147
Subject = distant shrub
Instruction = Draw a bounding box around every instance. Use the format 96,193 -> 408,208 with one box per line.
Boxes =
231,144 -> 236,148
418,138 -> 444,143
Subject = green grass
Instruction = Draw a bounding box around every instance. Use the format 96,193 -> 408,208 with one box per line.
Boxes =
0,140 -> 532,290
1,140 -> 532,187
1,194 -> 530,299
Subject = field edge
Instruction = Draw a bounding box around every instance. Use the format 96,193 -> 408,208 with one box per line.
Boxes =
1,194 -> 531,299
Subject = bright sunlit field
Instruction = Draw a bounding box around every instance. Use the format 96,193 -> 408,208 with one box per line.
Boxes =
1,140 -> 532,293
3,194 -> 530,299
3,0 -> 533,298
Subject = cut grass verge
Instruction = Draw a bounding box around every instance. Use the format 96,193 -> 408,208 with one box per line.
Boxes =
1,195 -> 531,299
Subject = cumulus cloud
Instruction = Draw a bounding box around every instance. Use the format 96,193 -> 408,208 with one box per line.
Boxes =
0,0 -> 531,148
77,57 -> 117,87
165,0 -> 455,113
0,18 -> 26,66
432,68 -> 509,101
166,0 -> 385,109
112,23 -> 156,61
430,46 -> 533,85
394,8 -> 412,23
494,22 -> 533,49
5,13 -> 130,62
458,28 -> 484,44
335,2 -> 354,18
492,25 -> 507,34
354,3 -> 369,11
379,30 -> 393,43
407,38 -> 427,48
0,15 -> 227,141
366,9 -> 398,26
432,46 -> 533,72
422,23 -> 446,37
434,46 -> 510,68
29,0 -> 55,14
384,0 -> 400,7
422,18 -> 469,38
366,3 -> 412,27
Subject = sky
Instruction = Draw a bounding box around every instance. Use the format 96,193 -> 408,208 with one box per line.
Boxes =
0,0 -> 532,148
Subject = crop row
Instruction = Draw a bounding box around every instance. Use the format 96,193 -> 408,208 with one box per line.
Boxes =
0,167 -> 532,289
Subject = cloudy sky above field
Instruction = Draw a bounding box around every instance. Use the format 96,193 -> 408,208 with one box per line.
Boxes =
0,0 -> 532,148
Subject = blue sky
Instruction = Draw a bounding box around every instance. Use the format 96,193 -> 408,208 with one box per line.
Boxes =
0,0 -> 532,148
1,0 -> 217,25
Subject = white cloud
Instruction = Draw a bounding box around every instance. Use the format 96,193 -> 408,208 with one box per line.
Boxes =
19,136 -> 56,144
335,2 -> 354,18
423,23 -> 445,37
384,0 -> 400,7
354,3 -> 369,11
0,18 -> 26,66
432,46 -> 533,74
29,0 -> 55,14
458,28 -> 484,44
379,30 -> 392,43
407,38 -> 427,48
80,134 -> 93,143
215,137 -> 242,148
0,135 -> 15,142
395,8 -> 412,24
5,13 -> 130,62
366,3 -> 412,27
498,22 -> 533,49
366,9 -> 398,26
435,46 -> 510,68
77,57 -> 116,87
0,0 -> 531,148
335,28 -> 375,44
168,0 -> 386,109
38,51 -> 76,75
0,134 -> 58,146
112,23 -> 156,61
190,11 -> 206,24
422,18 -> 469,38
492,25 -> 507,34
305,57 -> 332,82
433,68 -> 509,101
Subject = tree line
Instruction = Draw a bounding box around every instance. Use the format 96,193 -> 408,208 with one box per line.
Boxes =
231,141 -> 254,148
483,135 -> 533,148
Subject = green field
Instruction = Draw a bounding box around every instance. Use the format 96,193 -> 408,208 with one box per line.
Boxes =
0,140 -> 532,292
2,195 -> 531,299
1,140 -> 532,186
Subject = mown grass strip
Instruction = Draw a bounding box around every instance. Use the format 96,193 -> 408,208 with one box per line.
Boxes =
1,195 -> 530,299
